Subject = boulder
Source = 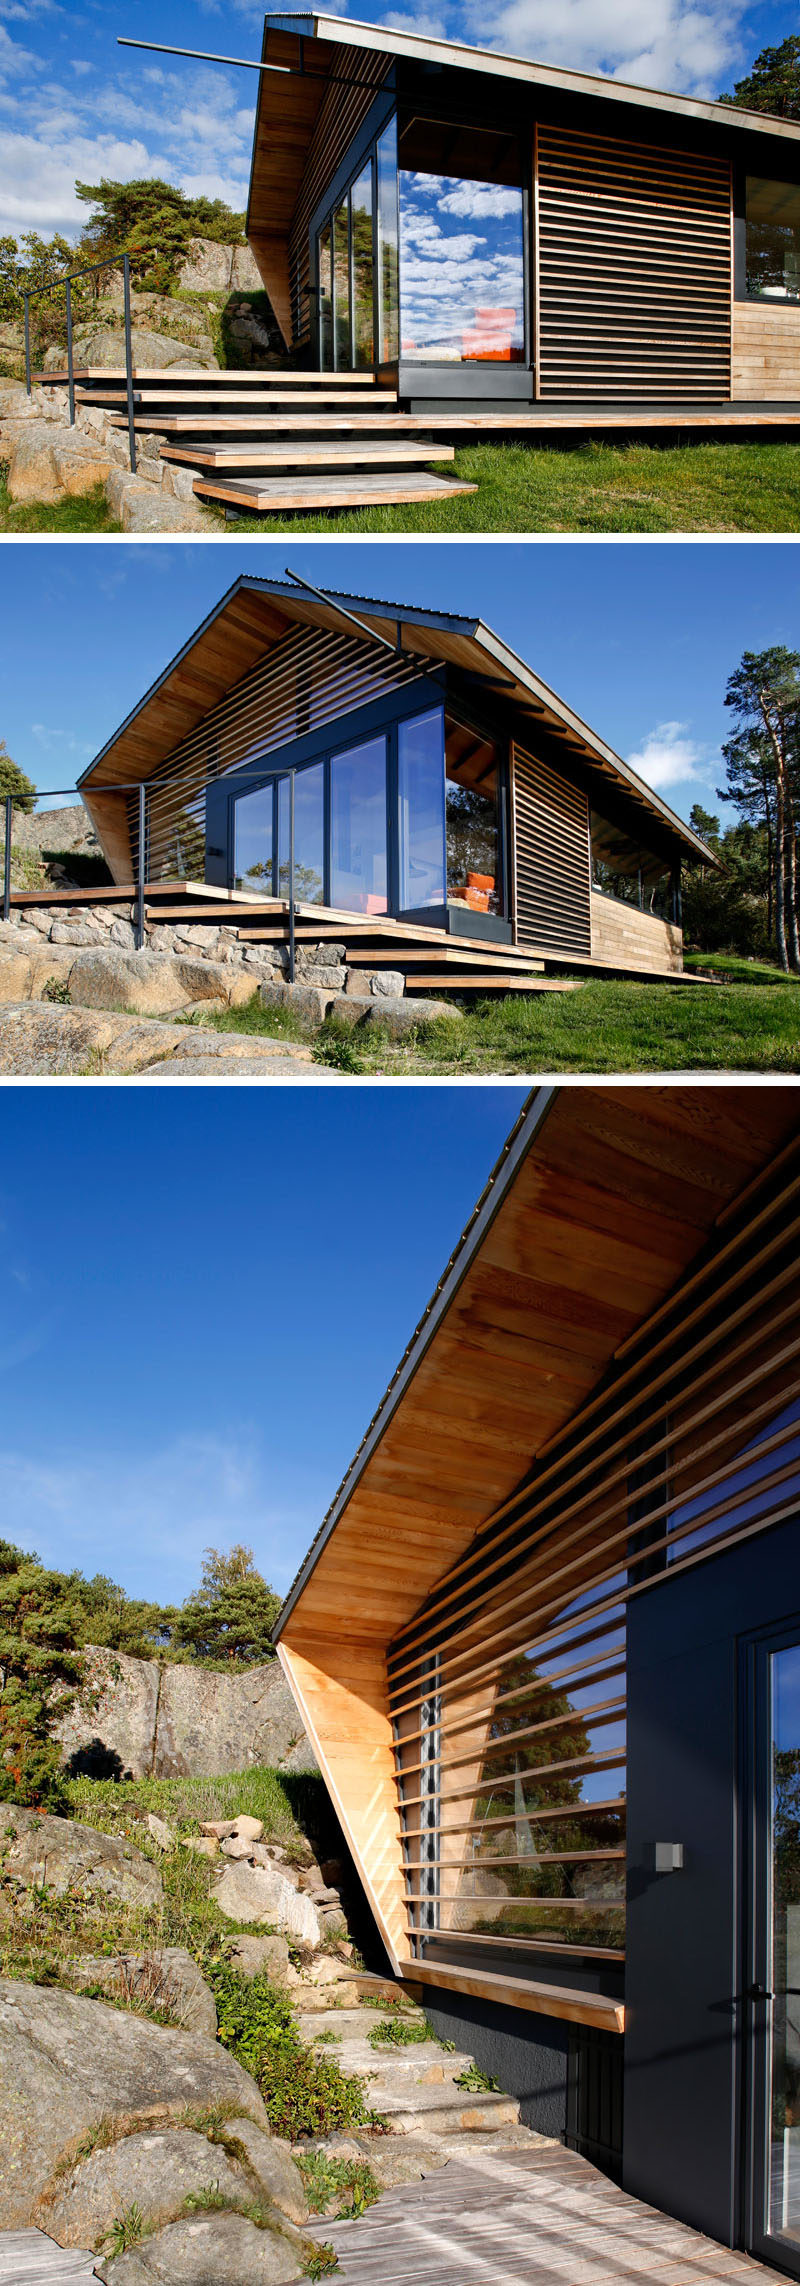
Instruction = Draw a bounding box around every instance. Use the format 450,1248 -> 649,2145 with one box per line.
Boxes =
221,2119 -> 307,2223
103,475 -> 207,535
0,1809 -> 161,1911
232,1816 -> 264,1843
37,2127 -> 247,2249
181,1837 -> 219,1862
213,1860 -> 321,1947
362,995 -> 460,1035
177,238 -> 233,293
66,947 -> 237,1016
0,1003 -> 314,1077
5,421 -> 60,501
368,969 -> 406,997
96,2211 -> 305,2284
221,1835 -> 257,1862
52,439 -> 114,494
0,1978 -> 267,2226
227,1934 -> 291,1983
64,1949 -> 217,2042
259,979 -> 333,1029
72,325 -> 219,372
200,1820 -> 236,1841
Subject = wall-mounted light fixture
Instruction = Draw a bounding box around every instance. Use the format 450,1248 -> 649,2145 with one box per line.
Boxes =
653,1841 -> 684,1872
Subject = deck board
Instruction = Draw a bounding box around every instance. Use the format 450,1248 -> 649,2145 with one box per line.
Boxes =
0,2232 -> 96,2284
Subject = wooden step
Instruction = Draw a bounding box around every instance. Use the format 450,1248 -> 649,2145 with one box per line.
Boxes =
345,946 -> 545,972
38,367 -> 380,388
159,440 -> 455,470
414,973 -> 581,992
192,469 -> 477,512
79,389 -> 399,412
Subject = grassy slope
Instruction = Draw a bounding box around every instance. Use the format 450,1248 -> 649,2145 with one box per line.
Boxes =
199,967 -> 800,1075
2,440 -> 800,533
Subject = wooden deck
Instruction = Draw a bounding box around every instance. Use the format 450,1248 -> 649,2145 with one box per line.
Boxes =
0,2232 -> 96,2285
308,2142 -> 789,2285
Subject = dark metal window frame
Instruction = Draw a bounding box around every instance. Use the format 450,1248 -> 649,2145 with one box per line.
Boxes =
310,88 -> 397,370
733,162 -> 800,304
741,1604 -> 800,2277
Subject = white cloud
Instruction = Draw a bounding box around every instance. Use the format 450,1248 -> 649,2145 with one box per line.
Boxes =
626,718 -> 709,791
459,0 -> 744,95
0,130 -> 165,236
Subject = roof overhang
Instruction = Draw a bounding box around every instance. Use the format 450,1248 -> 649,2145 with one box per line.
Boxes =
78,575 -> 716,866
275,1083 -> 800,1652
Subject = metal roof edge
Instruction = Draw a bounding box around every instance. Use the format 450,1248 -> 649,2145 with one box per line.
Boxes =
272,1085 -> 557,1641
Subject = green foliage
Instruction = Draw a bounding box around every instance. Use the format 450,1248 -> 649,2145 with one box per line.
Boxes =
75,178 -> 246,293
720,36 -> 800,119
298,2150 -> 380,2218
0,1540 -> 88,1808
367,2016 -> 429,2048
109,2204 -> 145,2254
41,977 -> 71,1006
166,1545 -> 280,1666
305,2244 -> 339,2279
183,2184 -> 228,2213
453,2062 -> 500,2092
211,1964 -> 383,2142
0,230 -> 81,326
0,742 -> 36,812
312,1024 -> 365,1074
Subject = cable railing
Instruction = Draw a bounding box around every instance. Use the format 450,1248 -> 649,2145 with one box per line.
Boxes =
23,246 -> 148,473
1,777 -> 305,979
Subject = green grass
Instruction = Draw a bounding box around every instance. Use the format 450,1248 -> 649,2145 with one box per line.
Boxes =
63,1764 -> 324,1849
193,972 -> 800,1074
0,466 -> 119,533
213,439 -> 800,534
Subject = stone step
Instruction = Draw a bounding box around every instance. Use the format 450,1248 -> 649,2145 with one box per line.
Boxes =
298,2008 -> 520,2137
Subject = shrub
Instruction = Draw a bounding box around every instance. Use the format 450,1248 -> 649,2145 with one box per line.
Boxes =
211,1965 -> 383,2141
298,2150 -> 380,2218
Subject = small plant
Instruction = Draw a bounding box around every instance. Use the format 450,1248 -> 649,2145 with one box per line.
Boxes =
184,2183 -> 227,2212
367,2016 -> 429,2048
211,1964 -> 384,2140
109,2203 -> 145,2255
298,2151 -> 380,2219
453,2062 -> 500,2092
312,1022 -> 364,1074
305,2242 -> 339,2278
438,2037 -> 456,2053
41,975 -> 71,1004
314,2027 -> 341,2044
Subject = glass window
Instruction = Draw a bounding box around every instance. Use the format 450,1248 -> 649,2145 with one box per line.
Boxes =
746,177 -> 800,302
318,222 -> 333,370
377,116 -> 399,363
333,196 -> 351,369
351,163 -> 374,370
398,119 -> 524,363
398,708 -> 446,910
445,717 -> 502,913
591,811 -> 674,919
277,764 -> 325,906
233,783 -> 274,897
330,734 -> 388,913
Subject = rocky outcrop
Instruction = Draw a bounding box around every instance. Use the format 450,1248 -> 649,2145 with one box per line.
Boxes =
97,2210 -> 306,2284
9,803 -> 101,858
213,1860 -> 322,1947
0,1978 -> 268,2226
0,1002 -> 315,1077
63,1949 -> 217,2042
177,238 -> 263,295
72,325 -> 218,373
38,2128 -> 247,2249
56,1649 -> 317,1781
0,1808 -> 162,1911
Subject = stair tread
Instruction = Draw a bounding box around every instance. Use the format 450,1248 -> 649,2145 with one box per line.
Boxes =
192,470 -> 477,509
159,441 -> 455,468
413,973 -> 581,990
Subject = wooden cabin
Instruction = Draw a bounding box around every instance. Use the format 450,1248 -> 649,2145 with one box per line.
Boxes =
76,575 -> 712,980
272,1083 -> 800,2271
246,12 -> 800,414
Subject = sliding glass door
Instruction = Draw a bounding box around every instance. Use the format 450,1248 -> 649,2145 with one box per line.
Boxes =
748,1630 -> 800,2275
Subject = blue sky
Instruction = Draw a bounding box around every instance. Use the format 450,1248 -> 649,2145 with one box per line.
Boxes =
0,1087 -> 526,1604
3,540 -> 799,827
0,0 -> 795,244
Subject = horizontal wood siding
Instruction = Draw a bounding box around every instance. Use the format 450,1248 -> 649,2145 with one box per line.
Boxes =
590,890 -> 682,974
512,741 -> 591,956
288,49 -> 390,351
536,125 -> 731,400
732,300 -> 800,400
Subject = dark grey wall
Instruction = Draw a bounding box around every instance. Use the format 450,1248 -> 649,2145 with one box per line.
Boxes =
420,1985 -> 569,2137
624,1512 -> 800,2245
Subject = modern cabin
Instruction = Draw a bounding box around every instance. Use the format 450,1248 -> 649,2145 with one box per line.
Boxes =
76,575 -> 713,980
272,1083 -> 800,2274
246,13 -> 800,414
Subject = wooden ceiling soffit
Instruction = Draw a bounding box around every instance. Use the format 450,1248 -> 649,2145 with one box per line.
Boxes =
280,1085 -> 800,1653
247,23 -> 338,314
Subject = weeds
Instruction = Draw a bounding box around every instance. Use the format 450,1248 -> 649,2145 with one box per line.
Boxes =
183,2184 -> 228,2212
305,2243 -> 339,2277
367,2016 -> 429,2049
453,2063 -> 500,2092
108,2203 -> 145,2254
211,1963 -> 385,2141
298,2150 -> 380,2218
41,976 -> 71,1004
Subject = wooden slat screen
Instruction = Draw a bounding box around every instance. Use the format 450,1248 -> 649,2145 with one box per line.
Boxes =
536,124 -> 731,400
287,48 -> 390,350
142,623 -> 430,882
512,741 -> 591,955
388,1149 -> 800,1965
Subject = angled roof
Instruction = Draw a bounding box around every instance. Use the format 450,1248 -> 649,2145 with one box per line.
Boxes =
78,573 -> 715,863
274,1083 -> 800,1650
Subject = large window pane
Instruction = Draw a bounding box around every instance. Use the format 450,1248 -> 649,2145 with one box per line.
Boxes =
398,708 -> 446,909
747,177 -> 800,302
333,197 -> 351,368
591,811 -> 673,919
352,163 -> 374,369
233,783 -> 274,897
398,119 -> 524,363
377,116 -> 399,362
768,1643 -> 800,2246
318,223 -> 333,369
445,717 -> 501,912
278,764 -> 325,906
330,735 -> 388,912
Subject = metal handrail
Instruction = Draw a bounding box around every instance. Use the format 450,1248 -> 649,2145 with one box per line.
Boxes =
1,771 -> 299,977
23,245 -> 148,473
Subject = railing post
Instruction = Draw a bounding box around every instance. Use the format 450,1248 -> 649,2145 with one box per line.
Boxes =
24,295 -> 31,397
135,782 -> 146,950
3,797 -> 12,923
65,279 -> 75,426
123,253 -> 137,474
288,770 -> 295,985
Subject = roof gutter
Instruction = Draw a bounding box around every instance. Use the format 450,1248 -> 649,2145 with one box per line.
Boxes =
273,1084 -> 558,1641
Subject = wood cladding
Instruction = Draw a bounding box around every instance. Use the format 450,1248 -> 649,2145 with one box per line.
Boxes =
287,46 -> 389,350
590,890 -> 682,974
535,125 -> 731,400
388,1146 -> 800,1965
731,300 -> 800,401
512,742 -> 591,956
